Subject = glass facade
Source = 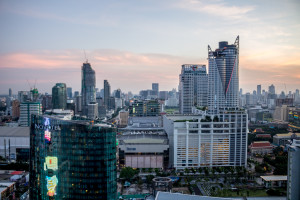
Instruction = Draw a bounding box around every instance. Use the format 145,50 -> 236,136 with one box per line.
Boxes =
30,115 -> 117,200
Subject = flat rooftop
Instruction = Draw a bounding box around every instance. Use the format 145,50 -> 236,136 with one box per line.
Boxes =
0,127 -> 29,137
260,175 -> 287,182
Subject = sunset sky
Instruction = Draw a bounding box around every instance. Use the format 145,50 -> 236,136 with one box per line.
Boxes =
0,0 -> 299,94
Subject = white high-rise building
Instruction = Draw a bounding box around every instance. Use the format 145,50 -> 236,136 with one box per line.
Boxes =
19,102 -> 42,126
179,65 -> 208,114
163,108 -> 248,169
287,140 -> 300,200
208,36 -> 239,114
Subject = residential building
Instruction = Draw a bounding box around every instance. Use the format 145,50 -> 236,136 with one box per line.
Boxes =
208,37 -> 239,114
163,108 -> 248,169
19,102 -> 42,126
287,140 -> 300,200
30,115 -> 117,199
52,83 -> 67,110
119,110 -> 129,127
179,65 -> 208,114
11,100 -> 20,119
81,62 -> 96,115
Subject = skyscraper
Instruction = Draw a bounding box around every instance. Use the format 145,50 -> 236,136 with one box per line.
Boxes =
268,84 -> 275,95
257,84 -> 262,96
30,115 -> 117,199
9,88 -> 12,97
179,64 -> 208,114
104,80 -> 111,109
81,62 -> 96,115
152,83 -> 159,96
52,83 -> 67,110
208,36 -> 239,114
67,87 -> 72,99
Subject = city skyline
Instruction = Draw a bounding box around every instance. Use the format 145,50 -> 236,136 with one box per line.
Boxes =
0,0 -> 299,94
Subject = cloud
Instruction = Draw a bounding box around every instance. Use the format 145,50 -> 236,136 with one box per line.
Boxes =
0,49 -> 200,93
174,0 -> 255,20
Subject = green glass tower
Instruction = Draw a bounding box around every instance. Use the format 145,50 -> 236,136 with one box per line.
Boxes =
30,115 -> 117,199
52,83 -> 67,109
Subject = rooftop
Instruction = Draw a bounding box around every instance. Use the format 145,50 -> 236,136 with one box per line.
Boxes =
155,192 -> 239,200
250,141 -> 272,148
260,175 -> 287,182
0,127 -> 29,137
118,132 -> 168,145
255,134 -> 271,138
274,133 -> 300,138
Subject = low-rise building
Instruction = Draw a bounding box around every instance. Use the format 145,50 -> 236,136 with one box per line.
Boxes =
273,133 -> 300,146
0,182 -> 15,200
249,141 -> 273,155
260,175 -> 287,188
118,129 -> 169,169
0,126 -> 30,161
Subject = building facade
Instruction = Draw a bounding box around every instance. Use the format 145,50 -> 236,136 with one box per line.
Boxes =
81,62 -> 96,116
104,80 -> 111,109
208,37 -> 239,114
163,108 -> 247,169
30,115 -> 117,199
52,83 -> 67,110
19,102 -> 42,126
118,129 -> 169,169
287,140 -> 300,200
179,64 -> 208,114
129,100 -> 160,117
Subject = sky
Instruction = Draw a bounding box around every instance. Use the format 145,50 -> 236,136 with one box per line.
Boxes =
0,0 -> 299,94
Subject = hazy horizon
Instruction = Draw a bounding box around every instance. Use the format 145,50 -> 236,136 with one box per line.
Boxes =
1,0 -> 299,94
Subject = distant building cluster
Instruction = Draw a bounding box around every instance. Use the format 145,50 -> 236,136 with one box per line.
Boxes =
1,36 -> 300,199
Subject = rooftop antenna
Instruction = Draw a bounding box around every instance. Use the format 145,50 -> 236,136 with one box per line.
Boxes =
34,79 -> 37,89
84,50 -> 88,63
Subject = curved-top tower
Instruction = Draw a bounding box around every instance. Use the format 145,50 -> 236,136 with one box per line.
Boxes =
81,62 -> 96,116
208,36 -> 239,114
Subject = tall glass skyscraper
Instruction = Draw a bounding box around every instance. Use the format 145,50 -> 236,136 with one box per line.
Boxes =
81,62 -> 96,116
104,80 -> 111,109
179,65 -> 208,114
208,36 -> 239,114
30,115 -> 117,199
52,83 -> 67,109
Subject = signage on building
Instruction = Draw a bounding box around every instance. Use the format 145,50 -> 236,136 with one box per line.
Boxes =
34,124 -> 61,131
44,156 -> 58,170
46,175 -> 58,196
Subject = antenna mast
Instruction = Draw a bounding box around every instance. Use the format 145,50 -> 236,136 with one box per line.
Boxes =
84,50 -> 88,63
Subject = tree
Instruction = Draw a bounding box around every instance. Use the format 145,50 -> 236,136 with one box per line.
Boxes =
184,168 -> 190,174
120,167 -> 136,181
198,167 -> 203,174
